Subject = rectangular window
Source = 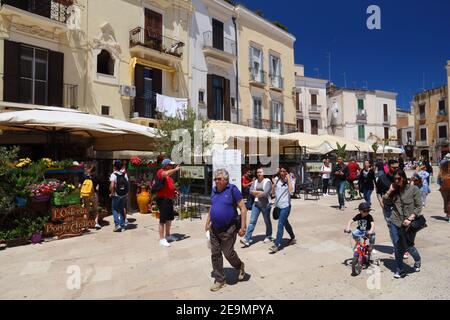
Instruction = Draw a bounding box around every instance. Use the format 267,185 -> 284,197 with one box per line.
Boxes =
384,104 -> 389,122
19,45 -> 48,105
420,128 -> 427,141
407,131 -> 412,140
384,127 -> 389,140
295,92 -> 300,111
271,101 -> 284,131
212,19 -> 224,51
101,106 -> 110,115
269,55 -> 282,88
249,46 -> 263,82
439,126 -> 448,139
358,99 -> 364,110
297,119 -> 304,133
253,97 -> 263,128
199,90 -> 205,104
419,104 -> 426,119
439,100 -> 446,115
311,119 -> 318,135
311,94 -> 317,106
358,125 -> 365,142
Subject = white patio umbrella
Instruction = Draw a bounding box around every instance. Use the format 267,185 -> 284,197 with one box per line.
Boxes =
376,145 -> 403,155
0,108 -> 157,151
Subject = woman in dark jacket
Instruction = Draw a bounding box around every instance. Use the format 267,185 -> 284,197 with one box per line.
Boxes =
358,160 -> 376,205
383,170 -> 423,279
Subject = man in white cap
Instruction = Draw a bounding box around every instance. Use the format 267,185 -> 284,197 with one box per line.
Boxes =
155,159 -> 181,247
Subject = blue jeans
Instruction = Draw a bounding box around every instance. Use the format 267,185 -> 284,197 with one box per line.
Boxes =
274,206 -> 295,248
382,203 -> 395,245
112,196 -> 126,227
336,181 -> 346,208
244,204 -> 272,242
362,189 -> 373,205
389,223 -> 421,272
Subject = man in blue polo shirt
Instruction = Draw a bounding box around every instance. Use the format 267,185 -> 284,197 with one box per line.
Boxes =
205,169 -> 248,292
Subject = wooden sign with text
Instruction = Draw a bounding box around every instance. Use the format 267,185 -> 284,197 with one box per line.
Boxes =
45,205 -> 95,239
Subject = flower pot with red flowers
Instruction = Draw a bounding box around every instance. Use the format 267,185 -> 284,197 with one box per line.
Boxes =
28,181 -> 58,203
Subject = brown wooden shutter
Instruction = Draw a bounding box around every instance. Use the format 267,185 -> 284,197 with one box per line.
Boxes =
212,19 -> 224,51
3,40 -> 20,103
207,74 -> 214,120
134,64 -> 145,117
311,94 -> 317,106
152,68 -> 162,95
296,92 -> 300,111
145,8 -> 162,51
223,78 -> 231,121
48,50 -> 64,107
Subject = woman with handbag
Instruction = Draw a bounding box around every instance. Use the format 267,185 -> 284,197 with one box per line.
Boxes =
269,166 -> 296,253
383,170 -> 424,279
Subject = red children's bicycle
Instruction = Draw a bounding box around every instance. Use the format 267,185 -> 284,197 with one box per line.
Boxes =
344,230 -> 373,276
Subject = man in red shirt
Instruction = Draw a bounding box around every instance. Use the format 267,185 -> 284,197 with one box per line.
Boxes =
347,158 -> 361,198
156,159 -> 181,247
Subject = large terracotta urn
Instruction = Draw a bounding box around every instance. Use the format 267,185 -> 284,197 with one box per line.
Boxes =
136,186 -> 151,214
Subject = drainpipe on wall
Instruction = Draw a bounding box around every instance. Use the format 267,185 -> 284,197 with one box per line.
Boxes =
232,16 -> 239,125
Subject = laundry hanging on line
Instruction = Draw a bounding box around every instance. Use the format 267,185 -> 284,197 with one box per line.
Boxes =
156,94 -> 188,118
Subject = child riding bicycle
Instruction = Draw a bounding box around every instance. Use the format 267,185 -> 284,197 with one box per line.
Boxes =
345,202 -> 376,251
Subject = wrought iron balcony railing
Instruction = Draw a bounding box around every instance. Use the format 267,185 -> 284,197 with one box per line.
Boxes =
130,27 -> 184,58
1,0 -> 71,23
203,31 -> 236,56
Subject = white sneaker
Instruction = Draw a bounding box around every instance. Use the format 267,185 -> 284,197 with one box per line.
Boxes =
124,219 -> 129,227
263,237 -> 273,244
159,239 -> 171,247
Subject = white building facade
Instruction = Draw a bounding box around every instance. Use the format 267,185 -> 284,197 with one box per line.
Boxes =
189,0 -> 238,122
294,66 -> 328,135
327,88 -> 398,146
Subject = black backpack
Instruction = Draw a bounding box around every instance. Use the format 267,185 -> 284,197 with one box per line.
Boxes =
151,174 -> 166,193
114,173 -> 129,197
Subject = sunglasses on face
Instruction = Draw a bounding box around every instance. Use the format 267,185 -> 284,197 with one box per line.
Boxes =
362,209 -> 371,213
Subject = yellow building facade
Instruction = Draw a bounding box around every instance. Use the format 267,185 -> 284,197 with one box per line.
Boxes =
235,5 -> 296,134
0,0 -> 192,125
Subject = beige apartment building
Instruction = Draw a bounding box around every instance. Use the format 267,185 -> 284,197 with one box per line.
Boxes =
235,5 -> 296,134
0,0 -> 192,127
294,65 -> 328,135
413,85 -> 449,162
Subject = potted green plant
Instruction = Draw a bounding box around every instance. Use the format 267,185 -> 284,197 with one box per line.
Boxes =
336,142 -> 347,160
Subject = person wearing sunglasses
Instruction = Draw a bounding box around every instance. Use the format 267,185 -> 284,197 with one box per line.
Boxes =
345,202 -> 376,250
205,169 -> 247,292
383,170 -> 423,279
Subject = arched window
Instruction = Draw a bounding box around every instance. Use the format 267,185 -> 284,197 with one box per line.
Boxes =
97,49 -> 114,76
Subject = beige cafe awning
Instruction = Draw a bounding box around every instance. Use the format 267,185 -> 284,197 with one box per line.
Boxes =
0,107 -> 157,151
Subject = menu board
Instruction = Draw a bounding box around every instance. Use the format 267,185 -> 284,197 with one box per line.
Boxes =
212,150 -> 242,192
180,166 -> 205,180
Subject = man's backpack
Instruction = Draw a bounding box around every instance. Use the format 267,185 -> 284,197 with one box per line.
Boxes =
80,178 -> 94,198
151,172 -> 166,194
114,173 -> 129,197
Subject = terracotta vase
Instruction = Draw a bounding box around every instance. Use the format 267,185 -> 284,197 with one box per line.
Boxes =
137,188 -> 150,214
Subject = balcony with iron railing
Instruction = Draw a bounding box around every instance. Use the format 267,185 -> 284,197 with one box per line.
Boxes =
383,115 -> 391,124
416,140 -> 428,147
437,137 -> 449,146
132,91 -> 158,119
202,31 -> 237,65
356,109 -> 367,122
0,0 -> 71,23
309,105 -> 322,114
129,27 -> 184,59
269,74 -> 284,91
249,68 -> 266,87
247,119 -> 296,134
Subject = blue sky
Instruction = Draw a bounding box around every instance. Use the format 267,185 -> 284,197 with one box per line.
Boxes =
238,0 -> 450,110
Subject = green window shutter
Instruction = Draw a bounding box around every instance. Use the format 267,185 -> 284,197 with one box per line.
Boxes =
358,99 -> 364,110
358,125 -> 365,141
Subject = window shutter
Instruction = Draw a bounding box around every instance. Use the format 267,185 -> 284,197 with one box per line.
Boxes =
269,101 -> 274,128
152,68 -> 162,95
224,78 -> 231,121
134,64 -> 145,117
249,47 -> 253,69
48,50 -> 64,107
281,103 -> 285,133
207,74 -> 214,120
3,40 -> 20,103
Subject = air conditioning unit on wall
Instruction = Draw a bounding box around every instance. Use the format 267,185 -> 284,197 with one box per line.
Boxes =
119,85 -> 136,97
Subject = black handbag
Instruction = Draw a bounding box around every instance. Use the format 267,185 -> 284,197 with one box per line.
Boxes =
273,207 -> 280,220
409,215 -> 427,232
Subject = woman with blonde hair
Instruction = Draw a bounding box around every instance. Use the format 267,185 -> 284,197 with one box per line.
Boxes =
438,160 -> 450,222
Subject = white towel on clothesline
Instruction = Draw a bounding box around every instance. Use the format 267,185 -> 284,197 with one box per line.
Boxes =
156,94 -> 188,118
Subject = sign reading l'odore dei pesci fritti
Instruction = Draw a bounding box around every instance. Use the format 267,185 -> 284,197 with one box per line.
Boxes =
44,205 -> 96,239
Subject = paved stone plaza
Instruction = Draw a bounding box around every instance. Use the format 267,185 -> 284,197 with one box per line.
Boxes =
1,179 -> 449,300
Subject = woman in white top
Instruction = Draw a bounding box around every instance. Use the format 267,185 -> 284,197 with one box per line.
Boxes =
321,159 -> 332,196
